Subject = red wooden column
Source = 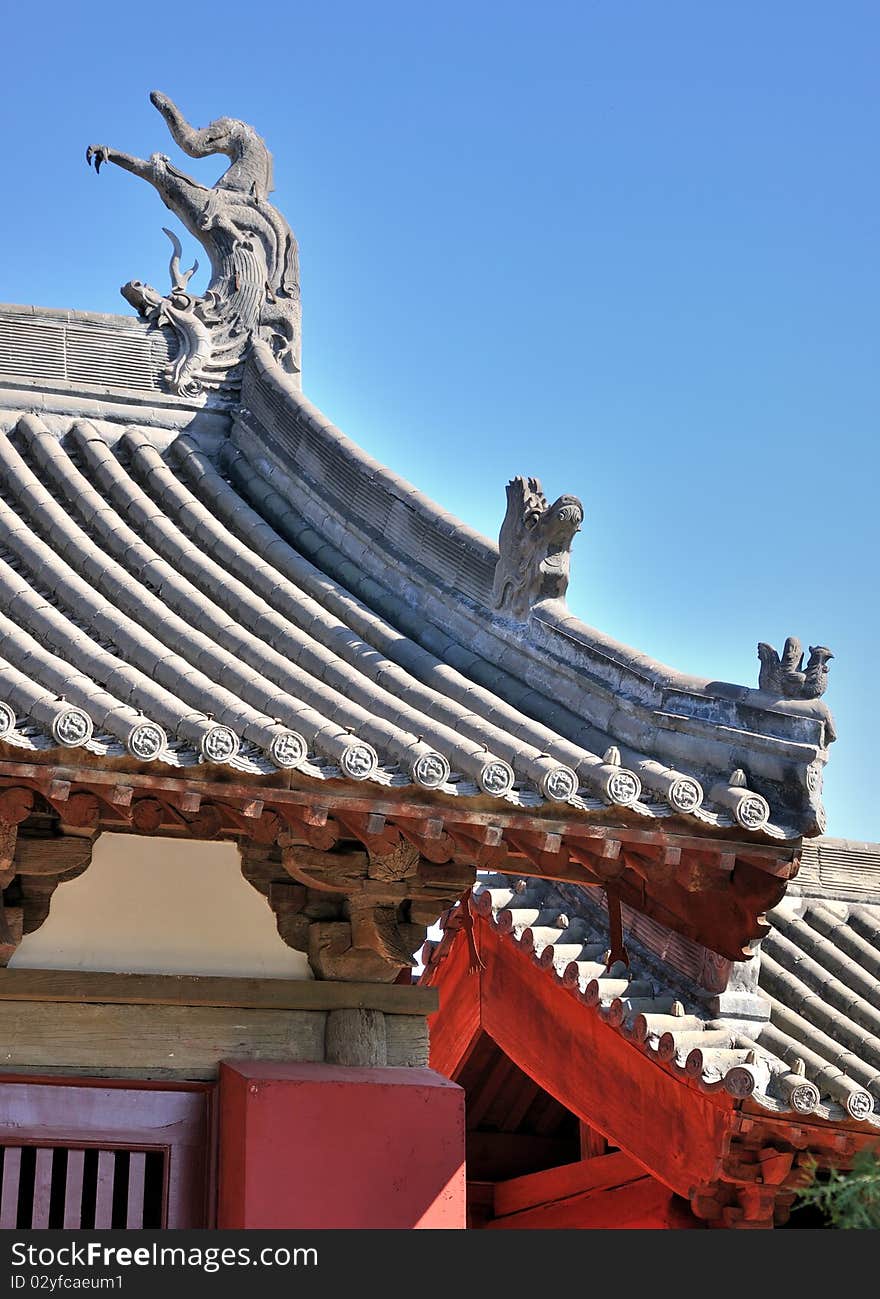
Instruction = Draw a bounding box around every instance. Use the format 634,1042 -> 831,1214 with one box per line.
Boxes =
218,1062 -> 466,1229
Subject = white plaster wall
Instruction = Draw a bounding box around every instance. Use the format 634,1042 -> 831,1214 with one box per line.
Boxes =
10,833 -> 311,979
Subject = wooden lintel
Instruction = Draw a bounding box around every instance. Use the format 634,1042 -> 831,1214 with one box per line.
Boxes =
487,1173 -> 683,1230
417,860 -> 478,893
0,966 -> 438,1014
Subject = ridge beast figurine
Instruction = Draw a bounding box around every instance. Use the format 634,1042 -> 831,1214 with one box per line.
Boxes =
87,90 -> 301,393
492,476 -> 584,621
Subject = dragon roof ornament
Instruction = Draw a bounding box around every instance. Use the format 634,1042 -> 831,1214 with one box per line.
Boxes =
87,91 -> 300,396
492,476 -> 584,621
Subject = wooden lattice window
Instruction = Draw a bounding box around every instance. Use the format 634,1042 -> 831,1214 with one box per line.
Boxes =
0,1146 -> 167,1228
0,1079 -> 213,1228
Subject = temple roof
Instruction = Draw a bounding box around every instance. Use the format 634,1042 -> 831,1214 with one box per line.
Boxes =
0,299 -> 835,841
422,837 -> 880,1127
0,90 -> 837,845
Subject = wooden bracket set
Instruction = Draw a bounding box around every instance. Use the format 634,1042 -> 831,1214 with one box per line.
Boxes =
0,765 -> 799,980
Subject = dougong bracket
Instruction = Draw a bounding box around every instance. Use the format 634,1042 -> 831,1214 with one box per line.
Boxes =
240,837 -> 473,982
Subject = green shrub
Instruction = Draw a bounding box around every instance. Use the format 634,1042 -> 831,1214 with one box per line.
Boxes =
795,1147 -> 880,1229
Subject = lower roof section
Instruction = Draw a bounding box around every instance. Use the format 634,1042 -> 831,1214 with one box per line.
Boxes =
422,857 -> 880,1131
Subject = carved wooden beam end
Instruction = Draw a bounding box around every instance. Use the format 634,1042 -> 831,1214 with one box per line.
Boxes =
0,806 -> 95,965
0,789 -> 35,963
239,837 -> 475,982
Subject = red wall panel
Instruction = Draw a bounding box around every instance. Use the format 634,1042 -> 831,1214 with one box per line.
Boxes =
218,1061 -> 465,1229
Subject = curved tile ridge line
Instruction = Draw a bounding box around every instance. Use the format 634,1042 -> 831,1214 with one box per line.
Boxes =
0,651 -> 120,755
757,1015 -> 876,1122
762,923 -> 880,1049
248,345 -> 833,745
770,903 -> 880,994
175,437 -> 752,819
87,428 -> 658,807
208,443 -> 720,815
12,415 -> 501,784
0,504 -> 289,770
0,598 -> 200,760
226,438 -> 803,812
128,431 -> 662,810
760,952 -> 880,1078
238,381 -> 829,831
247,339 -> 498,579
118,427 -> 601,804
0,420 -> 386,779
466,878 -> 876,1126
55,420 -> 521,796
534,602 -> 836,745
141,430 -> 616,803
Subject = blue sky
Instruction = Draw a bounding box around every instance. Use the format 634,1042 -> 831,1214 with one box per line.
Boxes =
2,2 -> 877,838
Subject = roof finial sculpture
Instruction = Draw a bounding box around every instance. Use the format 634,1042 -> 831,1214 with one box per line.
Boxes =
492,476 -> 584,621
757,637 -> 833,700
87,91 -> 300,394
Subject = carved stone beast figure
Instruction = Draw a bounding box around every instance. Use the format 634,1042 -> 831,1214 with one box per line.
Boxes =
86,90 -> 301,383
757,637 -> 833,700
492,476 -> 584,621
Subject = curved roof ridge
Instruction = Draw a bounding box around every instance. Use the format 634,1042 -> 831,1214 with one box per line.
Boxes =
229,344 -> 833,833
245,342 -> 835,738
0,301 -> 153,330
